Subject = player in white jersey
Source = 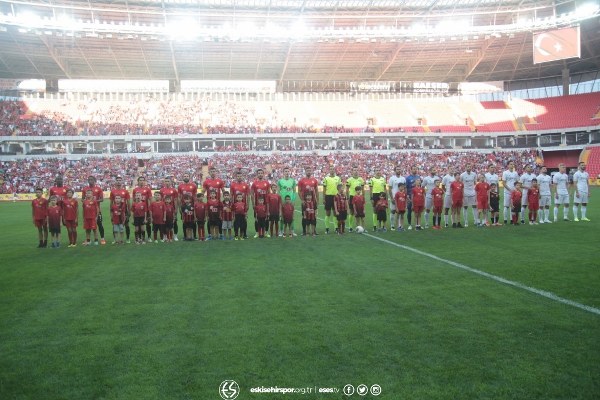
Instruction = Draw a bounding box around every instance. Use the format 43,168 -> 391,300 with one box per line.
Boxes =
441,167 -> 455,228
552,163 -> 570,221
460,164 -> 478,227
536,166 -> 553,223
572,162 -> 590,221
519,165 -> 536,224
501,161 -> 520,224
422,167 -> 440,229
484,165 -> 500,187
387,165 -> 406,230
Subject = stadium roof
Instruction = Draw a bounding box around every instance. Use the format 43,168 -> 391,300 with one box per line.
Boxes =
0,0 -> 598,86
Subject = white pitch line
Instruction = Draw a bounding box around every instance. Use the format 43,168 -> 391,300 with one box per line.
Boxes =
364,232 -> 600,316
296,209 -> 599,316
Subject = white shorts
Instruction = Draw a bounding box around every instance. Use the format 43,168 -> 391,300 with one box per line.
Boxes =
463,195 -> 476,207
539,195 -> 551,207
443,195 -> 452,209
503,190 -> 512,208
425,196 -> 433,210
554,194 -> 570,205
521,189 -> 529,206
574,192 -> 589,204
222,220 -> 233,229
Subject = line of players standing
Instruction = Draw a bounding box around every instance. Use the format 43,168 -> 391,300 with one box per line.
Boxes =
31,160 -> 591,247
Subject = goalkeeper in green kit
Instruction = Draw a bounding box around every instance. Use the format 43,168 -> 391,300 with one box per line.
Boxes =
278,167 -> 297,236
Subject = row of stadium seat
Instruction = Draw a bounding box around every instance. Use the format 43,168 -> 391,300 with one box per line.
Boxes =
1,93 -> 598,136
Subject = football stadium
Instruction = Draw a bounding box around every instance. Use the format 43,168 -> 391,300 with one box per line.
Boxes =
1,1 -> 600,399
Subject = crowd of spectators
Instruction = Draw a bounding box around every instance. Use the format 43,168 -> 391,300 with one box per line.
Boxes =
0,149 -> 539,194
0,98 -> 505,137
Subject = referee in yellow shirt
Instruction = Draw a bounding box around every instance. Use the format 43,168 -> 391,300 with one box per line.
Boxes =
322,165 -> 342,234
368,168 -> 387,232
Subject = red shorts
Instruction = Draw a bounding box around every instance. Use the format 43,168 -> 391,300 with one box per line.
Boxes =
433,206 -> 443,214
452,199 -> 463,208
64,220 -> 77,229
84,218 -> 97,230
477,199 -> 489,210
529,203 -> 539,211
412,205 -> 424,213
34,219 -> 47,228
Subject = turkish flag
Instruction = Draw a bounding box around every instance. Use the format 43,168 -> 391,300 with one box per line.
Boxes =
533,26 -> 580,64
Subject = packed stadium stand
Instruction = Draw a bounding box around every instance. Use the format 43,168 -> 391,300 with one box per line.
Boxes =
0,150 -> 539,194
2,92 -> 599,137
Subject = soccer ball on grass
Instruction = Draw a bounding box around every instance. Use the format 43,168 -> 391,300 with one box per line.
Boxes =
355,226 -> 365,234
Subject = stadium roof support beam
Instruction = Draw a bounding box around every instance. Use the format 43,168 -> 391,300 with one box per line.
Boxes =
39,36 -> 71,79
169,41 -> 179,86
278,43 -> 293,85
463,39 -> 492,80
376,43 -> 404,81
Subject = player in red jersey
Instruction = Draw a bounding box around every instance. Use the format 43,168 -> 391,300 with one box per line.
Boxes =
221,191 -> 234,240
131,191 -> 148,244
179,172 -> 199,239
62,189 -> 79,247
528,178 -> 541,225
47,195 -> 63,248
251,168 -> 270,238
160,177 -> 179,241
411,179 -> 425,230
333,184 -> 348,234
81,176 -> 106,244
254,196 -> 268,238
266,183 -> 282,238
431,180 -> 444,230
82,189 -> 100,245
110,195 -> 127,245
132,176 -> 153,242
149,191 -> 166,242
374,193 -> 389,231
303,192 -> 317,236
230,170 -> 251,210
233,193 -> 248,240
394,184 -> 407,231
32,187 -> 48,248
298,166 -> 320,236
475,174 -> 491,227
352,186 -> 366,231
194,192 -> 207,241
450,172 -> 464,228
203,167 -> 225,201
281,195 -> 295,238
110,176 -> 131,243
511,181 -> 523,225
206,191 -> 222,240
164,195 -> 176,242
49,175 -> 70,208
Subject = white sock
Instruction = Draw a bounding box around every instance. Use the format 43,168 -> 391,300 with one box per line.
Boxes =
520,207 -> 525,220
582,206 -> 587,219
544,209 -> 549,220
563,207 -> 568,220
424,211 -> 429,225
463,208 -> 468,224
472,208 -> 478,224
504,207 -> 510,221
573,205 -> 578,218
554,207 -> 558,221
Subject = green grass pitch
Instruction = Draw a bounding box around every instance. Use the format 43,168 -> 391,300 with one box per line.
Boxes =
1,190 -> 599,399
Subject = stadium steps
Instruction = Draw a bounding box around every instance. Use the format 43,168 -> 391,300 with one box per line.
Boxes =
579,148 -> 591,164
585,146 -> 600,179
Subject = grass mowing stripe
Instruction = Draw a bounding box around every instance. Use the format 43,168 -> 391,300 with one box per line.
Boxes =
302,209 -> 600,317
364,233 -> 600,317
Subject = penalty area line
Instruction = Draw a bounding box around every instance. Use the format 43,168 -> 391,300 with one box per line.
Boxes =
364,233 -> 600,317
